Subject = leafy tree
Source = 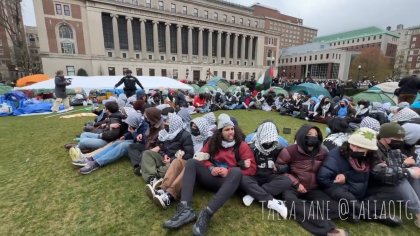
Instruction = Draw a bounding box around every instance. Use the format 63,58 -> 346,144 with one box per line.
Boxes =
349,48 -> 393,82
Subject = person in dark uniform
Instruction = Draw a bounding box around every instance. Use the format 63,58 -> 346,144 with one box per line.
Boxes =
114,70 -> 144,97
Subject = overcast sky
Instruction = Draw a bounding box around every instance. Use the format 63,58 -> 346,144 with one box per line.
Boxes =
21,0 -> 420,36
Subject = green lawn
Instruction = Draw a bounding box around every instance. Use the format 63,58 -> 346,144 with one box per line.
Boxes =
0,110 -> 418,235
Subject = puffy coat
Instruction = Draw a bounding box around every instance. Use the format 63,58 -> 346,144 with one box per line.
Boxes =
160,129 -> 194,161
54,75 -> 69,98
317,147 -> 370,199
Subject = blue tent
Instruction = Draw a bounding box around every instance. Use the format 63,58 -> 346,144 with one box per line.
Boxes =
290,83 -> 331,98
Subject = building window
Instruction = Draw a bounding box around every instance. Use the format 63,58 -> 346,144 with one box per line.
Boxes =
63,5 -> 70,16
247,19 -> 250,27
214,12 -> 218,20
136,54 -> 140,59
231,16 -> 235,23
204,10 -> 208,19
66,66 -> 75,76
118,17 -> 128,50
254,21 -> 258,28
136,68 -> 142,76
161,69 -> 167,76
182,6 -> 187,15
149,68 -> 155,76
0,49 -> 3,56
240,18 -> 243,25
146,0 -> 151,8
193,8 -> 198,17
122,52 -> 127,58
55,4 -> 62,15
158,1 -> 164,10
173,69 -> 178,79
170,3 -> 176,13
102,13 -> 114,49
223,14 -> 227,22
107,52 -> 112,57
59,24 -> 75,54
108,67 -> 115,76
320,54 -> 323,60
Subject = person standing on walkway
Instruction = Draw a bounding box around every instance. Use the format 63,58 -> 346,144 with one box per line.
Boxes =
51,70 -> 71,112
114,70 -> 144,98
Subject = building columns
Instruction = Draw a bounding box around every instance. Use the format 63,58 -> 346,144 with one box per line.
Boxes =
165,22 -> 171,61
208,29 -> 213,62
233,33 -> 238,64
217,31 -> 222,63
248,36 -> 254,65
241,34 -> 246,64
225,32 -> 231,64
111,14 -> 120,57
140,19 -> 146,59
177,24 -> 182,60
188,26 -> 193,61
198,27 -> 203,61
152,20 -> 159,60
126,16 -> 134,58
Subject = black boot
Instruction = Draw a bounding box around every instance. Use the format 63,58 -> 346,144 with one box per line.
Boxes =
371,214 -> 402,227
192,207 -> 213,236
163,201 -> 196,229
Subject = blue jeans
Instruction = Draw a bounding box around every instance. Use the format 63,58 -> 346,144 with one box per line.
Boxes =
197,104 -> 210,113
93,140 -> 133,166
78,132 -> 109,150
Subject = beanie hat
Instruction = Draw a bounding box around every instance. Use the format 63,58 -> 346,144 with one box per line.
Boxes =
217,113 -> 234,129
402,123 -> 420,145
104,101 -> 119,113
360,117 -> 380,133
123,110 -> 143,129
203,112 -> 216,125
378,123 -> 405,139
397,102 -> 410,109
348,127 -> 378,150
390,107 -> 419,123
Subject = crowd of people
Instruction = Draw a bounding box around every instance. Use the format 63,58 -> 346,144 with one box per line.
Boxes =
61,73 -> 420,236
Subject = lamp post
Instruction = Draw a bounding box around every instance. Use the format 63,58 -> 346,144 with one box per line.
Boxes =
186,68 -> 189,81
282,69 -> 286,78
357,65 -> 361,81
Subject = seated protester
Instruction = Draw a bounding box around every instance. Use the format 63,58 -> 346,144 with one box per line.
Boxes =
203,112 -> 217,133
69,101 -> 124,155
232,91 -> 244,110
129,107 -> 164,176
369,102 -> 389,124
163,114 -> 256,235
291,93 -> 304,117
274,94 -> 285,112
161,107 -> 175,120
349,100 -> 370,130
313,97 -> 334,123
366,123 -> 420,228
323,117 -> 351,151
177,107 -> 192,132
147,117 -> 212,209
318,128 -> 379,221
279,95 -> 295,115
276,125 -> 346,236
173,90 -> 187,109
147,90 -> 161,106
74,108 -> 148,175
193,93 -> 206,113
141,113 -> 194,185
242,91 -> 256,110
401,123 -> 420,164
254,92 -> 265,110
360,116 -> 380,134
223,92 -> 237,110
390,107 -> 420,125
240,121 -> 288,218
302,97 -> 318,120
116,93 -> 128,108
212,92 -> 226,111
332,98 -> 355,120
262,92 -> 275,111
185,92 -> 195,107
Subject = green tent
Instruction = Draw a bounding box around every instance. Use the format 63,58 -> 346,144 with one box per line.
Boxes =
0,84 -> 13,95
190,84 -> 200,93
290,83 -> 331,98
353,90 -> 396,106
263,87 -> 289,97
207,76 -> 229,92
198,85 -> 216,94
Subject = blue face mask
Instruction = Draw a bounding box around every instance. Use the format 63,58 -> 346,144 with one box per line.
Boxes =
325,127 -> 331,135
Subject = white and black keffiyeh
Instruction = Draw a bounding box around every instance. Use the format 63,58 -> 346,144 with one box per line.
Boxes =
158,113 -> 184,142
252,122 -> 279,155
191,117 -> 212,152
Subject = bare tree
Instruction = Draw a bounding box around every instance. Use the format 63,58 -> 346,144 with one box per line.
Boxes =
0,0 -> 31,80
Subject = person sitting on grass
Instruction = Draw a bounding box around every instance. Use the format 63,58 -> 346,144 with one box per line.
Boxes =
69,101 -> 124,156
322,117 -> 351,151
72,107 -> 148,175
146,117 -> 212,209
276,124 -> 347,236
240,121 -> 288,218
332,98 -> 355,120
140,113 -> 194,187
162,113 -> 256,235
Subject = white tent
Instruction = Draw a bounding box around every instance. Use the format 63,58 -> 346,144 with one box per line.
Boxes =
14,76 -> 193,95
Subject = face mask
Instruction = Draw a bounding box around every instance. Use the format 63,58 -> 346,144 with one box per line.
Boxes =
340,104 -> 346,108
164,124 -> 170,132
359,105 -> 365,109
325,127 -> 331,135
305,136 -> 319,147
350,150 -> 366,159
191,128 -> 200,136
389,140 -> 404,149
262,142 -> 275,149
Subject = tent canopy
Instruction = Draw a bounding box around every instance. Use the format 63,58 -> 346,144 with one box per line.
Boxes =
290,83 -> 331,98
353,90 -> 396,106
207,76 -> 229,92
15,76 -> 194,95
16,74 -> 50,87
368,82 -> 399,104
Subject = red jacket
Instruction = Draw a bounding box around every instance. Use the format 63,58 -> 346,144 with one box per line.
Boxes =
193,95 -> 205,107
201,141 -> 257,176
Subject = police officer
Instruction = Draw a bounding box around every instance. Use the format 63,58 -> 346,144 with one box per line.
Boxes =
114,70 -> 144,97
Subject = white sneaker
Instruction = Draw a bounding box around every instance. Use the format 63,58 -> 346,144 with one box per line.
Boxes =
267,199 -> 288,219
69,147 -> 83,162
242,195 -> 254,207
152,178 -> 163,190
153,192 -> 172,209
144,184 -> 155,200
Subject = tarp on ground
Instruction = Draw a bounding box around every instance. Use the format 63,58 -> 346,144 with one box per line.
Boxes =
353,90 -> 396,106
14,76 -> 194,95
368,82 -> 399,104
0,84 -> 13,95
290,83 -> 331,98
16,74 -> 50,87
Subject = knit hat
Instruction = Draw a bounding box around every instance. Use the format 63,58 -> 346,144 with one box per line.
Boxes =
122,108 -> 143,129
378,123 -> 405,139
348,127 -> 378,150
390,107 -> 420,123
203,112 -> 216,125
360,117 -> 380,133
402,123 -> 420,145
144,107 -> 161,126
217,113 -> 234,129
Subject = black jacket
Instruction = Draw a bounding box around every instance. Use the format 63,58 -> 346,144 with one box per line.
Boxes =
398,76 -> 420,95
250,143 -> 286,178
159,130 -> 194,161
115,75 -> 144,91
100,112 -> 125,142
317,147 -> 369,200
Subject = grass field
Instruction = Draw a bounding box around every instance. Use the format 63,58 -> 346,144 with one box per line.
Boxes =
0,109 -> 418,235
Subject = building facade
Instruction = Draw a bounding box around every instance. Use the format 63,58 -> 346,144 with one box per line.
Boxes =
34,0 -> 284,81
313,26 -> 399,59
393,25 -> 420,76
251,3 -> 317,66
25,26 -> 43,74
278,43 -> 357,81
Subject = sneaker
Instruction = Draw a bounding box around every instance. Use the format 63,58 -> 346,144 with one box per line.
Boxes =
163,201 -> 196,229
79,161 -> 100,175
192,207 -> 213,236
267,199 -> 288,219
149,177 -> 163,190
133,166 -> 142,176
242,195 -> 254,207
145,184 -> 155,200
69,147 -> 83,162
72,156 -> 90,167
153,192 -> 172,209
